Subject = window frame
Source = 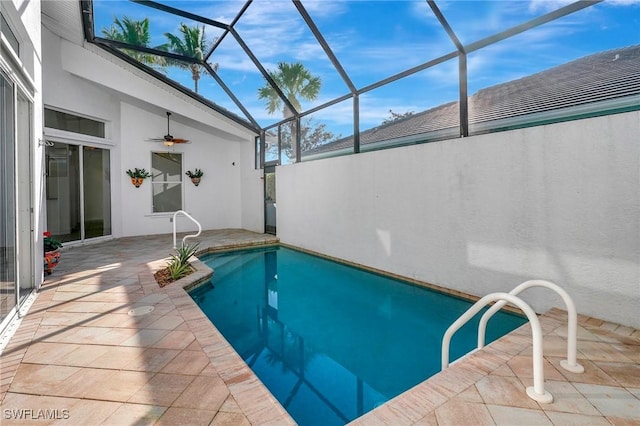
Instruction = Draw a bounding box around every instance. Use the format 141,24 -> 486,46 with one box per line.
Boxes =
1,13 -> 20,56
150,151 -> 183,214
44,107 -> 108,140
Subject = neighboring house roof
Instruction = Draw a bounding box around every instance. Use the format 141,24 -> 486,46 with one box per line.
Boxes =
470,44 -> 640,122
308,44 -> 640,155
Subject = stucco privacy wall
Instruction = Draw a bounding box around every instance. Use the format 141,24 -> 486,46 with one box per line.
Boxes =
42,29 -> 262,238
277,111 -> 640,329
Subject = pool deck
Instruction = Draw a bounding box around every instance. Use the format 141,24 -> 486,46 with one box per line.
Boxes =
1,229 -> 638,425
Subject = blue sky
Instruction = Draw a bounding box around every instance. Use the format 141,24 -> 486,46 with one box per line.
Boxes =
93,0 -> 639,135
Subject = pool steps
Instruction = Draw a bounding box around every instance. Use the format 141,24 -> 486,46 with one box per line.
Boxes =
441,280 -> 584,404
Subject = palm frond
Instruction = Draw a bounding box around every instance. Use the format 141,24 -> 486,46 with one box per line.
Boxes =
102,16 -> 166,71
258,62 -> 321,117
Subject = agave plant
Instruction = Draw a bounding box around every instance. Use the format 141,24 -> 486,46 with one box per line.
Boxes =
167,259 -> 192,281
166,243 -> 199,281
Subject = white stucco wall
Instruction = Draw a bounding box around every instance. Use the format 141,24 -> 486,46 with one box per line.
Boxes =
42,27 -> 124,236
240,138 -> 265,232
277,112 -> 640,329
119,103 -> 252,237
42,29 -> 120,124
41,29 -> 263,239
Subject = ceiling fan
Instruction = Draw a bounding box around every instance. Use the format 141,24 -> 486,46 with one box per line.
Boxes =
146,111 -> 190,146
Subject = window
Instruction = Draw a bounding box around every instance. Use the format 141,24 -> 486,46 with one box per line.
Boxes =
44,108 -> 105,138
1,14 -> 20,56
151,152 -> 182,213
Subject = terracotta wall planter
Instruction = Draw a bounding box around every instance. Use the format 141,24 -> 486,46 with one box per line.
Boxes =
131,177 -> 145,188
44,250 -> 61,275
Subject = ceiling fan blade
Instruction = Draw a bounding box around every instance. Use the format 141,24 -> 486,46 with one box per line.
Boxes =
145,112 -> 190,144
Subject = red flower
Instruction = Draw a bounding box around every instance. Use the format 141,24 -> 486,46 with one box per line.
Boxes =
43,231 -> 51,237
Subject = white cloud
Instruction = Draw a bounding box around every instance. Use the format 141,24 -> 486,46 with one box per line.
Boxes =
528,0 -> 575,14
607,0 -> 640,4
294,0 -> 349,19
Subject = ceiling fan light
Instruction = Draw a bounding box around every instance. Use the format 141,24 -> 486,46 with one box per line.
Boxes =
163,140 -> 174,147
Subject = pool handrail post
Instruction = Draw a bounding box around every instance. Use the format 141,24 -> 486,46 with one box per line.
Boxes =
477,279 -> 584,374
441,292 -> 553,403
172,210 -> 202,249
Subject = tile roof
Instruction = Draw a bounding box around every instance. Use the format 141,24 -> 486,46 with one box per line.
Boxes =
307,44 -> 640,156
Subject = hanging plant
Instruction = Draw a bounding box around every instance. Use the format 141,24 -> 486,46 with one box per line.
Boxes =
126,168 -> 152,188
185,169 -> 204,186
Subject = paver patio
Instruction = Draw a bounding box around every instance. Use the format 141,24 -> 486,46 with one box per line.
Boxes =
0,229 -> 638,425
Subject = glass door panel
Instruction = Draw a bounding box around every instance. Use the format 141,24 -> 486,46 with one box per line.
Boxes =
0,72 -> 16,322
46,143 -> 80,243
17,92 -> 34,297
83,146 -> 111,238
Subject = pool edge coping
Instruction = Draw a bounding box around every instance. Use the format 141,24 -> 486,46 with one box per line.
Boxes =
164,240 -> 534,425
159,239 -> 296,425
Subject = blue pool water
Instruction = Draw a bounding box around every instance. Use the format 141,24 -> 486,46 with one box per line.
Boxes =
189,246 -> 526,425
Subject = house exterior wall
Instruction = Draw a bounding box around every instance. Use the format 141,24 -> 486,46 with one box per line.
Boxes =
119,103 -> 246,237
1,0 -> 43,322
41,28 -> 263,240
276,111 -> 640,329
240,138 -> 264,232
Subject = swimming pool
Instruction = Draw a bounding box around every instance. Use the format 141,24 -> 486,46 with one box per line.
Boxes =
190,245 -> 526,425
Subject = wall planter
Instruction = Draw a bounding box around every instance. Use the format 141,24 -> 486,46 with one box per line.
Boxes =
186,169 -> 204,186
44,250 -> 61,275
43,231 -> 62,275
126,168 -> 152,188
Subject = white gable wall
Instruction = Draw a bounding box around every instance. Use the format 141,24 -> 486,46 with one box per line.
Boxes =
277,111 -> 640,329
42,28 -> 262,239
119,103 -> 245,236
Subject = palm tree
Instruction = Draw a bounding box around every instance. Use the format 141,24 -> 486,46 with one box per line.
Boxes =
258,63 -> 323,160
164,23 -> 216,93
258,62 -> 321,118
101,16 -> 165,70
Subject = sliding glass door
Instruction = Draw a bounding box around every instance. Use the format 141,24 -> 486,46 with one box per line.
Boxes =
0,71 -> 17,322
46,142 -> 111,243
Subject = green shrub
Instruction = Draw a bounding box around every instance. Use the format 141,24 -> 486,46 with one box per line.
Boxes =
43,231 -> 63,253
167,259 -> 192,280
166,243 -> 199,281
175,243 -> 199,264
